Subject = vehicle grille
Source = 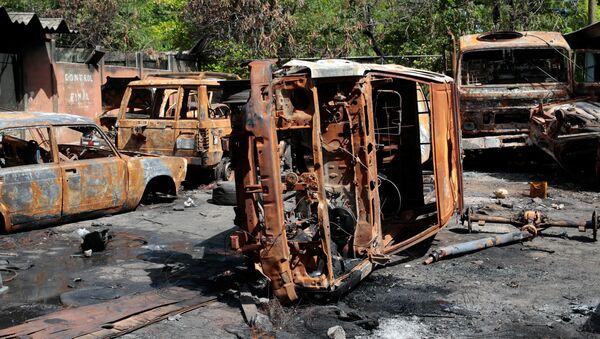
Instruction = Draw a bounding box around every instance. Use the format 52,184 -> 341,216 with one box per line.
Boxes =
197,129 -> 209,151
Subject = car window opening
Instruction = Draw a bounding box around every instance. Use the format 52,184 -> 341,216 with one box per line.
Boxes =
0,127 -> 53,167
461,48 -> 568,85
55,125 -> 115,161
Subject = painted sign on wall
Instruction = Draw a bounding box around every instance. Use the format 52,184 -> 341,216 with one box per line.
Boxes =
55,63 -> 101,118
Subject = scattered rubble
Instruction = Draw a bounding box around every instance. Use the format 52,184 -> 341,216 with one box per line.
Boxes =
183,197 -> 196,208
0,272 -> 7,295
494,188 -> 508,198
327,325 -> 346,339
81,230 -> 111,252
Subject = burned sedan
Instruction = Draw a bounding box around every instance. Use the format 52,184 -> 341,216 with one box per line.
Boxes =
530,101 -> 600,182
0,112 -> 187,233
229,60 -> 463,303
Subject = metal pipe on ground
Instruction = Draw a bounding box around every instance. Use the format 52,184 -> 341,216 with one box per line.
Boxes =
423,230 -> 535,265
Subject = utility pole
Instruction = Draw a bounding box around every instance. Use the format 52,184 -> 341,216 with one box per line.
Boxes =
586,0 -> 597,82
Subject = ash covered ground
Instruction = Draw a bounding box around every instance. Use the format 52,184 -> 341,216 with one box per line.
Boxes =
1,150 -> 600,338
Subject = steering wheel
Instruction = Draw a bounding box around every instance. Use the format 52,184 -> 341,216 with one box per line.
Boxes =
78,147 -> 87,159
64,147 -> 78,161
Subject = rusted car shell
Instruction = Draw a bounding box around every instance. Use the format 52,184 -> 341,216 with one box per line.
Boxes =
530,101 -> 600,182
231,60 -> 463,303
457,31 -> 572,149
0,112 -> 186,233
116,76 -> 238,169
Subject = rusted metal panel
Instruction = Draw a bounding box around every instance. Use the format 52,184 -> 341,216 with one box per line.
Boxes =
231,60 -> 462,303
431,83 -> 462,225
0,112 -> 187,233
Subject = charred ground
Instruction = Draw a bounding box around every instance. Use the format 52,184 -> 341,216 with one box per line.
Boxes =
0,149 -> 599,338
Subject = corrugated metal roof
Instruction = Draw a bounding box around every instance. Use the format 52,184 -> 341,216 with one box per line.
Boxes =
0,7 -> 76,34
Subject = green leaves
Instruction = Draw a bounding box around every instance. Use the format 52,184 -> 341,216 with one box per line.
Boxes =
0,0 -> 592,73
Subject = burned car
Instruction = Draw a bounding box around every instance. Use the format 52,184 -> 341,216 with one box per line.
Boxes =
525,24 -> 600,183
229,60 -> 463,303
0,112 -> 187,233
115,72 -> 248,179
530,101 -> 600,182
456,31 -> 571,149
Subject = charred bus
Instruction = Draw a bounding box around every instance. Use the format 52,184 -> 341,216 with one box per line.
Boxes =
456,31 -> 572,150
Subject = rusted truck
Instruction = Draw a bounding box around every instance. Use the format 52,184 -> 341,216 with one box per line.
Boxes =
115,72 -> 246,180
229,60 -> 463,303
0,112 -> 187,233
455,31 -> 572,149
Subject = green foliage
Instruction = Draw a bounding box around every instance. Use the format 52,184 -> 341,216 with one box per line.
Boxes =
0,0 -> 595,73
288,0 -> 373,58
201,40 -> 254,77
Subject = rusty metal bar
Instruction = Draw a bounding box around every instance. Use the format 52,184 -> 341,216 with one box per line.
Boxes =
424,230 -> 535,265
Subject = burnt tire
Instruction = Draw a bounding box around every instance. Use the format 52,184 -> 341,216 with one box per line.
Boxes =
215,157 -> 234,182
211,181 -> 237,206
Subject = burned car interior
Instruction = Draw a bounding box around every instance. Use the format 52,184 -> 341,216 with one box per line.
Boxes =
0,125 -> 118,167
230,60 -> 462,303
124,86 -> 230,120
55,126 -> 116,161
0,127 -> 53,167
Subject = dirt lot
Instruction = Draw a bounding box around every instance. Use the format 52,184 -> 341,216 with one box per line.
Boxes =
1,151 -> 600,338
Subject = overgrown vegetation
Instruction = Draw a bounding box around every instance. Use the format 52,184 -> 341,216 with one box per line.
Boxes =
0,0 -> 592,73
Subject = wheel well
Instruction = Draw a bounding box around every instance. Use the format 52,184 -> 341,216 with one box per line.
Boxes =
0,213 -> 6,234
144,175 -> 176,197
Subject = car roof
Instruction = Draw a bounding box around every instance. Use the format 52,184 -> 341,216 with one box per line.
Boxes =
0,112 -> 94,129
281,59 -> 453,83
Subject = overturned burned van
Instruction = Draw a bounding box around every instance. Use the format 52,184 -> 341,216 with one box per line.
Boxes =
229,60 -> 463,303
456,31 -> 571,149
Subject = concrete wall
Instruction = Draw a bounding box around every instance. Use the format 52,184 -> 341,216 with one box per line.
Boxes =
20,39 -> 198,118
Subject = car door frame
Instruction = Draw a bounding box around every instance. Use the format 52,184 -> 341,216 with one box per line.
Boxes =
0,124 -> 63,232
56,124 -> 129,218
117,86 -> 182,155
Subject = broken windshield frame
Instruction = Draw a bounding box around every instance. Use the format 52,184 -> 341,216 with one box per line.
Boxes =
460,48 -> 569,86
